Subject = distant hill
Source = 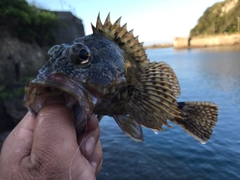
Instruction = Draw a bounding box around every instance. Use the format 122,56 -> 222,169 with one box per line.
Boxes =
190,0 -> 240,36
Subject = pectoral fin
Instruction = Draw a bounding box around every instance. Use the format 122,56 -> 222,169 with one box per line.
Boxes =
126,62 -> 182,130
113,115 -> 143,142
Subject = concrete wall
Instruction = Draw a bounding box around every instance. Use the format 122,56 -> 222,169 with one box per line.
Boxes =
190,34 -> 240,48
54,11 -> 85,44
173,37 -> 189,49
174,34 -> 240,49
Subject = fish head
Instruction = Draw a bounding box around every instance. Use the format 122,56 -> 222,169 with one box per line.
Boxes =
24,34 -> 127,132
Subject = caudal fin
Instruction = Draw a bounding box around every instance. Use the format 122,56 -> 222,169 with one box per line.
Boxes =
173,102 -> 218,144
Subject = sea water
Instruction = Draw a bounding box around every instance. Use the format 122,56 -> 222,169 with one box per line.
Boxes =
97,46 -> 240,180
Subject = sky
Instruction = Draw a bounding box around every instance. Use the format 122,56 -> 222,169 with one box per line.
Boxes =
27,0 -> 224,45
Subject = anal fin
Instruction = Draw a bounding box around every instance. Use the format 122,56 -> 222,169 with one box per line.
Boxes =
97,115 -> 103,122
113,115 -> 143,142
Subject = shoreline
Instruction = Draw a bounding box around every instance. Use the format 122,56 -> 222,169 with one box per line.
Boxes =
145,33 -> 240,49
174,33 -> 240,49
144,43 -> 173,49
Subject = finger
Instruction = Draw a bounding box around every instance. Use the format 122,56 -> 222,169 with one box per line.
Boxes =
86,114 -> 99,132
78,116 -> 100,159
29,97 -> 82,168
77,114 -> 98,147
89,140 -> 103,175
77,113 -> 99,139
1,111 -> 35,162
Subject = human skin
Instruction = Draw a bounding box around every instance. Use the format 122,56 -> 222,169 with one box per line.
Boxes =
0,96 -> 102,180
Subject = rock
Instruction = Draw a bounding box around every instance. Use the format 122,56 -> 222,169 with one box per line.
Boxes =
0,97 -> 27,151
0,131 -> 11,151
3,98 -> 27,125
0,102 -> 14,133
0,37 -> 47,84
0,97 -> 27,133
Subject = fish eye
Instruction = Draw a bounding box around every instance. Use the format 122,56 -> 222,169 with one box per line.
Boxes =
77,48 -> 90,64
70,43 -> 91,66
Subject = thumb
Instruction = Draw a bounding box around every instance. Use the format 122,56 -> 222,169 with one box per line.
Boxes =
30,96 -> 79,168
30,96 -> 94,179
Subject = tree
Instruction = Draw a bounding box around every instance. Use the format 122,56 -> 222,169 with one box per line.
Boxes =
0,0 -> 59,46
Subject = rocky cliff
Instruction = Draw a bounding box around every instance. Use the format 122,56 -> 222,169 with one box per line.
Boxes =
0,11 -> 85,149
0,11 -> 85,84
174,0 -> 240,48
0,35 -> 47,84
190,0 -> 240,36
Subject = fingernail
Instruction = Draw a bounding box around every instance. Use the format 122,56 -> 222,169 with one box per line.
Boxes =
85,136 -> 95,155
90,161 -> 97,174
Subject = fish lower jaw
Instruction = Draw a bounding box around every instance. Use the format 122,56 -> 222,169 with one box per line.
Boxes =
24,84 -> 92,133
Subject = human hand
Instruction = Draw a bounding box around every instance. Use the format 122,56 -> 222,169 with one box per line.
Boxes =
0,97 -> 102,180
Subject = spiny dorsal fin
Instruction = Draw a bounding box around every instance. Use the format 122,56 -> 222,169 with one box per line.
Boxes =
91,13 -> 149,65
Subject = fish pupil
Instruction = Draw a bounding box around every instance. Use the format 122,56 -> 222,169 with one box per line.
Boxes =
78,49 -> 89,62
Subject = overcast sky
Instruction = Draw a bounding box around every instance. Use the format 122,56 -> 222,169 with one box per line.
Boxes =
27,0 -> 224,45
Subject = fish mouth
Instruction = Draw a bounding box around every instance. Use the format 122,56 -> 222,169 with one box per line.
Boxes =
24,73 -> 97,133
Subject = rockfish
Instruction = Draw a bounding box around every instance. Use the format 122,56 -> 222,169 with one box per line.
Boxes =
24,14 -> 218,144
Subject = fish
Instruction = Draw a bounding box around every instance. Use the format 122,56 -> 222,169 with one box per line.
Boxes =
24,13 -> 218,144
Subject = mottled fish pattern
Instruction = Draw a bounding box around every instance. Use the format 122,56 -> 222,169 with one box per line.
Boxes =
24,13 -> 218,144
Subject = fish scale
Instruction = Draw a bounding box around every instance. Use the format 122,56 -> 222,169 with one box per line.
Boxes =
24,13 -> 218,144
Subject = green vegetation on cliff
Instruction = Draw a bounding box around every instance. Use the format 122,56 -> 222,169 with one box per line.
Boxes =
0,0 -> 59,46
190,0 -> 240,36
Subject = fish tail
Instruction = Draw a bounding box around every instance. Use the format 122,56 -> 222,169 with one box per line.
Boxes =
173,102 -> 218,144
